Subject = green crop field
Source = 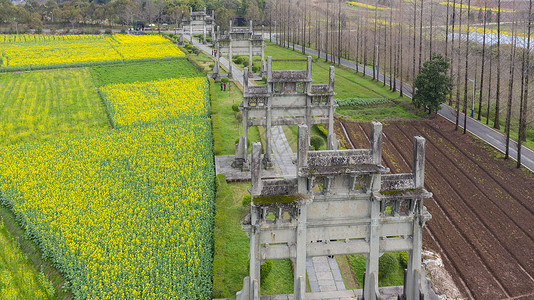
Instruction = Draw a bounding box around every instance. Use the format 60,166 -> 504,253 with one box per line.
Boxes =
0,69 -> 109,147
90,59 -> 199,87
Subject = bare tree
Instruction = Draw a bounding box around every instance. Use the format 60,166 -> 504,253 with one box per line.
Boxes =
412,0 -> 417,90
505,10 -> 518,159
478,1 -> 488,120
518,0 -> 532,167
445,0 -> 450,57
418,0 -> 423,73
455,0 -> 463,130
389,4 -> 394,89
486,50 -> 493,125
449,0 -> 456,106
462,0 -> 471,134
338,0 -> 342,66
495,0 -> 502,130
373,1 -> 378,80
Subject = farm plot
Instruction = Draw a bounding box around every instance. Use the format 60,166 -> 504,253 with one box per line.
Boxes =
0,68 -> 109,147
90,59 -> 199,87
336,117 -> 534,299
0,34 -> 184,71
0,120 -> 214,299
100,77 -> 208,128
0,59 -> 215,298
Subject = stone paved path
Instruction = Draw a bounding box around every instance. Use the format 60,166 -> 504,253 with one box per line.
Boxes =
185,35 -> 349,295
306,256 -> 345,293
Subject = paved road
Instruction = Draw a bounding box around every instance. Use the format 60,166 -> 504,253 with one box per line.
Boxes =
269,37 -> 534,172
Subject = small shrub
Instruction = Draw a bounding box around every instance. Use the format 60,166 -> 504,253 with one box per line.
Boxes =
243,61 -> 249,67
232,103 -> 240,113
260,260 -> 273,282
104,29 -> 112,34
233,56 -> 243,64
221,77 -> 229,84
310,135 -> 324,150
242,194 -> 251,206
314,125 -> 328,138
252,65 -> 260,73
399,251 -> 409,269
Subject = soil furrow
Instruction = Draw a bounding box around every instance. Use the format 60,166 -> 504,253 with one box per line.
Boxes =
397,121 -> 534,295
386,122 -> 510,298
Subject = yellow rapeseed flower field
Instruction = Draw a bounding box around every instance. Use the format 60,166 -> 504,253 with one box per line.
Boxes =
439,2 -> 516,13
0,63 -> 214,298
101,77 -> 209,127
0,120 -> 214,299
346,1 -> 389,10
0,34 -> 184,71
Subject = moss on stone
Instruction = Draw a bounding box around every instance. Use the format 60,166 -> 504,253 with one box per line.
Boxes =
380,188 -> 418,195
253,195 -> 300,205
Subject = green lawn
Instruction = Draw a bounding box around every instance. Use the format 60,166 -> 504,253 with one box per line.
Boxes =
212,175 -> 293,298
210,80 -> 262,155
347,252 -> 407,287
90,58 -> 197,86
0,68 -> 109,147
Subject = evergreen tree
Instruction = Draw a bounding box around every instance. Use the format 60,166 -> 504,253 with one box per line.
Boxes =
413,53 -> 452,114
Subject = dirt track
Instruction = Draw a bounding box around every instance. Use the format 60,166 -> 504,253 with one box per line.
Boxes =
335,117 -> 534,299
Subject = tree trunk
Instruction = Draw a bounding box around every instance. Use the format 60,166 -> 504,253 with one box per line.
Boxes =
303,0 -> 306,54
495,0 -> 502,130
429,1 -> 433,58
487,52 -> 493,125
400,26 -> 404,98
412,0 -> 417,92
389,5 -> 394,89
505,13 -> 517,159
518,0 -> 532,167
445,0 -> 450,57
449,0 -> 456,106
418,0 -> 424,73
326,3 -> 329,62
463,0 -> 471,134
373,3 -> 378,80
478,3 -> 487,120
455,0 -> 463,131
338,0 -> 342,66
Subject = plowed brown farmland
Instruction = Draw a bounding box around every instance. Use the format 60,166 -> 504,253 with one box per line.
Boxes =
335,117 -> 534,299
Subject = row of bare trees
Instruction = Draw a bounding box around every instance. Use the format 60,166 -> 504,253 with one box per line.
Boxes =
266,0 -> 533,168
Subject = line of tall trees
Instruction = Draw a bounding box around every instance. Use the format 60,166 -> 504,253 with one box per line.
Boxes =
267,0 -> 533,168
0,0 -> 266,33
